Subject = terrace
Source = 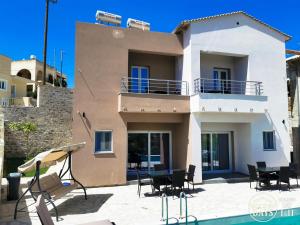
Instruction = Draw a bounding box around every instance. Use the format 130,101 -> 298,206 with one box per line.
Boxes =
1,179 -> 300,225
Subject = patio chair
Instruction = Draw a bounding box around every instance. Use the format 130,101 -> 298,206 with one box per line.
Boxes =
35,195 -> 114,225
247,164 -> 267,190
154,164 -> 166,171
136,169 -> 152,197
289,163 -> 299,187
185,164 -> 196,191
256,161 -> 266,168
277,166 -> 291,191
171,170 -> 185,196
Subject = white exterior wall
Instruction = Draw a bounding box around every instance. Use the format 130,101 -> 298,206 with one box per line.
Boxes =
182,14 -> 290,182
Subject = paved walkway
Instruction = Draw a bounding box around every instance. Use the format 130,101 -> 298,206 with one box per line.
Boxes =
1,180 -> 300,225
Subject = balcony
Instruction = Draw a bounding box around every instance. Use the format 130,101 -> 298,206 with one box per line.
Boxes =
192,78 -> 267,113
118,77 -> 189,113
194,78 -> 263,96
121,77 -> 188,96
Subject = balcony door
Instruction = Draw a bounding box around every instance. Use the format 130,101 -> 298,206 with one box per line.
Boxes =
127,131 -> 172,179
131,66 -> 149,93
202,132 -> 231,173
213,68 -> 230,93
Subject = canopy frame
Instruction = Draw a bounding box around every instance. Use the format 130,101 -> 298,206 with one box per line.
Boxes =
14,150 -> 87,221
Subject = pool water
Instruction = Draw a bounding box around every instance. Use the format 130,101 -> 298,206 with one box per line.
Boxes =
174,208 -> 300,225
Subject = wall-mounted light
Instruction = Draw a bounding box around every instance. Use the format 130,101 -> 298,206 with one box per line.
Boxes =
82,112 -> 86,118
282,119 -> 285,125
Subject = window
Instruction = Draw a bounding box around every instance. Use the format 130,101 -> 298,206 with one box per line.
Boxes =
0,80 -> 7,91
95,131 -> 112,153
263,131 -> 276,150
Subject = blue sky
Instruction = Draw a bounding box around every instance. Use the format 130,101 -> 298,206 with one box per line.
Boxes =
0,0 -> 299,88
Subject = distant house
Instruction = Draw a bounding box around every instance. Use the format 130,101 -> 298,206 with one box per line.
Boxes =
11,55 -> 67,96
287,55 -> 300,164
0,55 -> 30,106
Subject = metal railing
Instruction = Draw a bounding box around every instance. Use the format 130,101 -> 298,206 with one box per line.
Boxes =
0,97 -> 33,107
121,77 -> 189,96
179,192 -> 197,225
194,78 -> 263,96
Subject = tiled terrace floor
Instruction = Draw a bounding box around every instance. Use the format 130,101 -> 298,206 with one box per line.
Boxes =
1,180 -> 300,225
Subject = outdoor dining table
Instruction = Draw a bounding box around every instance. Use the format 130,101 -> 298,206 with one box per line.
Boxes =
147,169 -> 182,178
256,167 -> 280,173
256,167 -> 280,188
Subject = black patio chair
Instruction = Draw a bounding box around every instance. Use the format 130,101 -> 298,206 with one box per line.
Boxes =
136,169 -> 152,197
247,164 -> 267,190
278,166 -> 291,191
289,163 -> 299,187
154,164 -> 166,171
256,161 -> 266,168
185,164 -> 196,191
171,170 -> 186,196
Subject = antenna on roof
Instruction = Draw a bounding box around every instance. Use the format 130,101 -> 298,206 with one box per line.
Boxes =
127,18 -> 150,31
96,10 -> 122,26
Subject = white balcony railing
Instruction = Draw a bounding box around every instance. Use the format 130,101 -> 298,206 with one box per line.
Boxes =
121,77 -> 189,96
0,97 -> 33,107
194,78 -> 263,96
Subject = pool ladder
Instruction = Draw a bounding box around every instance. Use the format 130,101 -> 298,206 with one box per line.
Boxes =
161,192 -> 197,225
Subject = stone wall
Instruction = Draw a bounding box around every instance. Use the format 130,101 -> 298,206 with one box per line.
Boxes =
3,85 -> 73,158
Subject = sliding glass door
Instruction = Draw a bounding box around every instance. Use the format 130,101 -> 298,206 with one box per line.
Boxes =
202,132 -> 231,173
127,131 -> 172,178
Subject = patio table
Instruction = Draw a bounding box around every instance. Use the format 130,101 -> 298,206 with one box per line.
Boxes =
256,167 -> 280,173
256,167 -> 280,188
147,169 -> 182,178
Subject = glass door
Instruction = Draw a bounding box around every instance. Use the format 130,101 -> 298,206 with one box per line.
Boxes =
213,69 -> 230,92
127,131 -> 172,179
202,133 -> 231,173
150,133 -> 170,169
130,66 -> 149,93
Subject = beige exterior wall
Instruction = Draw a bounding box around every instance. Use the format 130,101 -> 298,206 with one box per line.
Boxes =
0,55 -> 28,100
128,52 -> 176,80
73,23 -> 188,186
118,93 -> 189,113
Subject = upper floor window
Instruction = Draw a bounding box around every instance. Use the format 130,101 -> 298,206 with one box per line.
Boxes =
263,131 -> 276,151
0,80 -> 7,91
95,131 -> 113,153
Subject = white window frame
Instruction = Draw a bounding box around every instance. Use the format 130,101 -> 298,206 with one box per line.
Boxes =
94,130 -> 113,154
0,79 -> 8,92
263,131 -> 276,151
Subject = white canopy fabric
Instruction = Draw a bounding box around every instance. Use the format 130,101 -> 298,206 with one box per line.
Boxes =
18,142 -> 86,173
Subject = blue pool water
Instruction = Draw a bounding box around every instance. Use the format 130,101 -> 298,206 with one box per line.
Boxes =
173,208 -> 300,225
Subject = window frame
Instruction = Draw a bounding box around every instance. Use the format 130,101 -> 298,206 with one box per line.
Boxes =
94,130 -> 113,154
0,79 -> 8,92
263,130 -> 276,151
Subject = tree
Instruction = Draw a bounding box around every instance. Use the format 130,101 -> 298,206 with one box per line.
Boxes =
8,121 -> 38,159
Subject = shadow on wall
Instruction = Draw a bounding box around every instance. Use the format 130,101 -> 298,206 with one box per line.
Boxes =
50,194 -> 113,216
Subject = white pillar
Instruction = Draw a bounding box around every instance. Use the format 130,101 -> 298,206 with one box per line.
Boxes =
190,113 -> 202,183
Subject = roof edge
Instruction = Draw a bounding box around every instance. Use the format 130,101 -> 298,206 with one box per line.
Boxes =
173,11 -> 291,41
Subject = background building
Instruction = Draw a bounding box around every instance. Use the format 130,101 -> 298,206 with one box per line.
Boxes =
11,55 -> 67,97
0,55 -> 30,106
287,54 -> 300,165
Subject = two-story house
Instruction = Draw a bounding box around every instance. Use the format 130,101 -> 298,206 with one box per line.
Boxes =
0,54 -> 30,106
72,11 -> 291,186
11,55 -> 68,96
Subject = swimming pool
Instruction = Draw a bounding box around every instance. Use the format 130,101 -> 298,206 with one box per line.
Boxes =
172,207 -> 300,225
